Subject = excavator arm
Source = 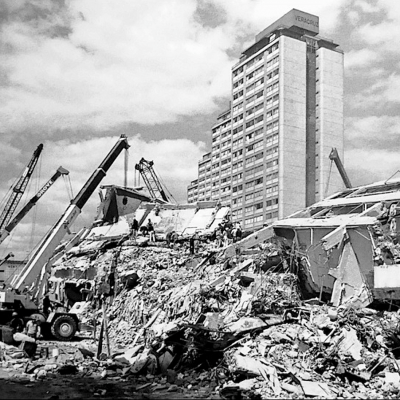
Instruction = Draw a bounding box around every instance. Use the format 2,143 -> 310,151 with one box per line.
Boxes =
0,167 -> 69,245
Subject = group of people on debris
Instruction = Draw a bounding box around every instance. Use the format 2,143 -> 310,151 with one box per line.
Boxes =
214,219 -> 242,247
129,217 -> 155,242
8,312 -> 42,342
128,214 -> 242,251
376,201 -> 399,238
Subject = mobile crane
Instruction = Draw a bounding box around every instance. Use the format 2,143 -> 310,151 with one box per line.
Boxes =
0,167 -> 69,245
0,135 -> 129,340
0,144 -> 43,231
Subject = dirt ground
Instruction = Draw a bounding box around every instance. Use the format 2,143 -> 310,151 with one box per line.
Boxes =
0,375 -> 199,399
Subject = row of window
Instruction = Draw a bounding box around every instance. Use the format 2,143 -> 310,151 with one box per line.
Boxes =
246,89 -> 264,105
246,139 -> 263,152
246,114 -> 264,129
246,127 -> 264,142
245,190 -> 263,201
246,102 -> 264,117
233,149 -> 243,158
245,202 -> 264,213
246,150 -> 264,165
232,42 -> 279,78
246,164 -> 264,176
266,55 -> 279,69
245,177 -> 263,189
246,65 -> 264,82
266,107 -> 279,119
246,76 -> 264,93
245,215 -> 264,225
265,211 -> 279,220
233,78 -> 244,89
266,197 -> 279,207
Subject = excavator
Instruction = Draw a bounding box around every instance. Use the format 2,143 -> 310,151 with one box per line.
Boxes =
0,166 -> 69,245
0,135 -> 129,340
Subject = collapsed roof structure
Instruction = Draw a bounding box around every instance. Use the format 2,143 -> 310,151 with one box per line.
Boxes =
226,178 -> 400,308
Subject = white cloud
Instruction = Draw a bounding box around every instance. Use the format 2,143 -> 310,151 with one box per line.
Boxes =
212,0 -> 348,34
344,48 -> 377,70
346,148 -> 400,187
345,115 -> 400,141
352,0 -> 400,54
350,74 -> 400,109
0,0 -> 235,132
0,0 -> 350,134
354,0 -> 381,13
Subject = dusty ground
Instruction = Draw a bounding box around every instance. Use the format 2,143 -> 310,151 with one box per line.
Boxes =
0,336 -> 218,400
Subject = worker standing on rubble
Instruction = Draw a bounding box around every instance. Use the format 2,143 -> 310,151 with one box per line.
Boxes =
9,312 -> 24,334
25,316 -> 41,340
130,216 -> 139,241
147,219 -> 155,242
377,202 -> 389,224
234,222 -> 242,243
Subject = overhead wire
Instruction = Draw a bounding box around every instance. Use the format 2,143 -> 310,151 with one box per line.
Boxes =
28,151 -> 42,254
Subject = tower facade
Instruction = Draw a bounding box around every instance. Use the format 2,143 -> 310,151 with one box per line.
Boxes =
188,9 -> 344,231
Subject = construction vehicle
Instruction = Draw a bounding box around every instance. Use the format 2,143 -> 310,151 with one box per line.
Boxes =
0,144 -> 43,231
0,167 -> 69,245
135,158 -> 174,204
329,147 -> 352,189
0,135 -> 129,340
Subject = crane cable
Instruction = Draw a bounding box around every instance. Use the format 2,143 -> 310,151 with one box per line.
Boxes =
28,153 -> 42,254
124,147 -> 129,189
152,164 -> 179,205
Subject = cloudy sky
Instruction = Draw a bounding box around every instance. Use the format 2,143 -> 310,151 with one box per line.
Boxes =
0,0 -> 399,259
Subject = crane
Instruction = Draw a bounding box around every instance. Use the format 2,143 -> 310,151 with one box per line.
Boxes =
0,166 -> 69,245
0,135 -> 129,341
135,158 -> 173,204
0,144 -> 43,231
329,148 -> 352,189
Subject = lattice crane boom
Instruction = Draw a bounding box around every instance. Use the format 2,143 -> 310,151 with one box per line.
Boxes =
0,144 -> 44,230
135,158 -> 171,203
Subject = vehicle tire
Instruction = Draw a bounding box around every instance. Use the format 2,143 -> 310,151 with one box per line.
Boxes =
51,315 -> 77,341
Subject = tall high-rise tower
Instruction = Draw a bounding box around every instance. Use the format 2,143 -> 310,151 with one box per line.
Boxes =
187,9 -> 344,231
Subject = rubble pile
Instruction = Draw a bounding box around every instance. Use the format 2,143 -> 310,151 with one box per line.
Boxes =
54,238 -> 400,399
4,234 -> 400,398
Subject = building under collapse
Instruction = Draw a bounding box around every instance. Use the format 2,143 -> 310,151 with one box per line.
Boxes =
228,178 -> 400,308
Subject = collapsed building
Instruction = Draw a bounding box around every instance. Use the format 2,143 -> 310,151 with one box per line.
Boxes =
51,177 -> 400,311
226,178 -> 400,309
3,178 -> 400,398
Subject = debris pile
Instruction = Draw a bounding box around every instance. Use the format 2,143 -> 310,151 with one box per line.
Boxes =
46,237 -> 400,398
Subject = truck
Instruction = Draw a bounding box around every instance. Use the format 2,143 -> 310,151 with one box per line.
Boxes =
0,135 -> 129,340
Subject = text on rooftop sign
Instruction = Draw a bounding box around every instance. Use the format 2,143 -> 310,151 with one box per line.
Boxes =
295,15 -> 319,28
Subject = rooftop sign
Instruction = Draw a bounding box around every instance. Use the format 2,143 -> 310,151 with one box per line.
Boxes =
256,9 -> 319,42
